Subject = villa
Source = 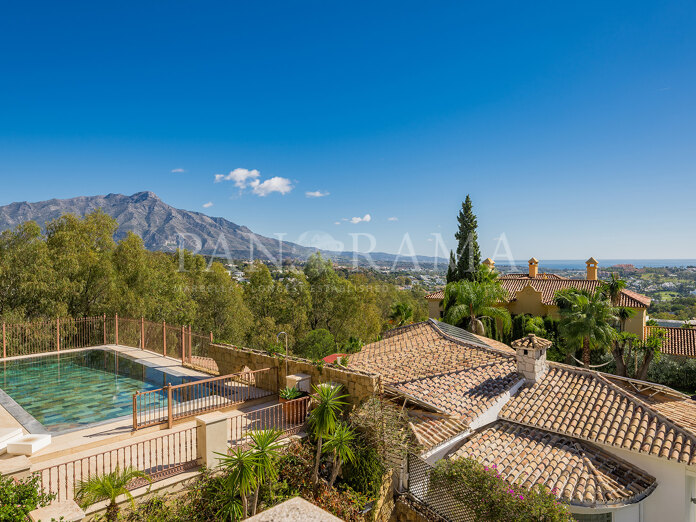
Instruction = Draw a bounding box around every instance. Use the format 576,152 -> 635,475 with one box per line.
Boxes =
425,257 -> 696,357
348,319 -> 696,522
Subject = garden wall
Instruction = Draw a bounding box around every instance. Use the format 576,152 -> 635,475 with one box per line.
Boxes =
209,343 -> 381,405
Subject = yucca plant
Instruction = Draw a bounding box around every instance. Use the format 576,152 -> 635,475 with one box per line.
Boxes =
249,429 -> 283,515
324,421 -> 356,488
216,447 -> 258,519
75,466 -> 150,522
308,383 -> 348,484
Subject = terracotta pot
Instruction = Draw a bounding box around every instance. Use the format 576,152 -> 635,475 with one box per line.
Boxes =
279,396 -> 306,424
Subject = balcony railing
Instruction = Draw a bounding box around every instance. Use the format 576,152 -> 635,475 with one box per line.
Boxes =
132,367 -> 278,430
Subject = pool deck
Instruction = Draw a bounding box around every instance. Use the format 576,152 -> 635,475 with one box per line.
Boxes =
0,345 -> 265,467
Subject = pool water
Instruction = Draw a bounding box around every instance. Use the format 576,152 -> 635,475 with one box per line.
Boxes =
0,350 -> 196,433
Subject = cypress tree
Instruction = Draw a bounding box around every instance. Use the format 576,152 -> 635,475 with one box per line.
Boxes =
454,195 -> 481,281
446,251 -> 458,283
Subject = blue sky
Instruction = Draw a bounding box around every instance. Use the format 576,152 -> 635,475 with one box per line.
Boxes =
1,1 -> 695,260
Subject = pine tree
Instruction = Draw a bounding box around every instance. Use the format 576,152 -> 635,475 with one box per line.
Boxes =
454,195 -> 481,281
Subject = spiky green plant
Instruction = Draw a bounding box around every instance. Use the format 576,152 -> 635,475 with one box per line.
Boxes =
308,383 -> 348,484
324,421 -> 356,488
75,466 -> 150,522
216,447 -> 258,519
249,429 -> 283,515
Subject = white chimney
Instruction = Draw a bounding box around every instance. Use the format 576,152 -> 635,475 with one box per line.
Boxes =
512,334 -> 552,384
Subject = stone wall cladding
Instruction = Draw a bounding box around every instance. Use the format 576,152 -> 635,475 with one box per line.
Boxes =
209,343 -> 381,405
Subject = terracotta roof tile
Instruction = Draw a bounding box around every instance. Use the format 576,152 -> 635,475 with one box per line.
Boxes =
451,421 -> 657,507
426,278 -> 651,308
394,360 -> 521,423
348,321 -> 510,385
498,278 -> 651,308
499,365 -> 696,465
408,410 -> 469,452
646,325 -> 696,357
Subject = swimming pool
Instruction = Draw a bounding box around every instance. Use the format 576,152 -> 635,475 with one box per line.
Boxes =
0,349 -> 199,433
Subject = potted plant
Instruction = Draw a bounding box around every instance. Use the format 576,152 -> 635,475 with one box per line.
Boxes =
279,386 -> 306,423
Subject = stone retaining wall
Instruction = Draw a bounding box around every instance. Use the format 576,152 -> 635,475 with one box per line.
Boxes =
209,343 -> 381,405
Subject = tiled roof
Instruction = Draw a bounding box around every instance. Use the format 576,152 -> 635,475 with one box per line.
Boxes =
393,360 -> 521,424
499,273 -> 567,280
646,325 -> 696,357
424,290 -> 443,300
603,374 -> 696,437
451,421 -> 657,507
498,278 -> 651,308
407,410 -> 469,452
348,321 -> 510,385
500,365 -> 696,465
425,279 -> 651,308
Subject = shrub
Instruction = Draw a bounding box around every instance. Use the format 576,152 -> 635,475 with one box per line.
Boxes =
275,440 -> 367,521
342,442 -> 386,500
430,458 -> 574,522
0,474 -> 55,521
294,329 -> 336,360
647,354 -> 696,393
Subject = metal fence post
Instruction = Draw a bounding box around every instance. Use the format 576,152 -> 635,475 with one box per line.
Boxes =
163,321 -> 167,358
188,325 -> 192,361
132,392 -> 138,430
167,384 -> 173,429
115,314 -> 119,345
140,317 -> 145,350
103,313 -> 107,345
56,318 -> 60,353
181,326 -> 185,364
2,323 -> 5,359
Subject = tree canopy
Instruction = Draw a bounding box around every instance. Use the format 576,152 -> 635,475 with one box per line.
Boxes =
0,212 -> 427,354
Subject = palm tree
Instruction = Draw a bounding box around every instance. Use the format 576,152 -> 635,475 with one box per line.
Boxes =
324,421 -> 356,488
217,447 -> 258,518
558,290 -> 618,368
75,466 -> 150,522
443,280 -> 511,336
599,273 -> 627,306
249,429 -> 283,516
308,383 -> 348,484
389,302 -> 413,327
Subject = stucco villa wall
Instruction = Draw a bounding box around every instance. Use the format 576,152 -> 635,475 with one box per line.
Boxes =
426,299 -> 442,320
506,286 -> 552,317
600,445 -> 696,522
624,308 -> 647,340
209,343 -> 381,405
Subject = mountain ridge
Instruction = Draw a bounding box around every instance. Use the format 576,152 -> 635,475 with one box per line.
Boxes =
0,192 -> 447,264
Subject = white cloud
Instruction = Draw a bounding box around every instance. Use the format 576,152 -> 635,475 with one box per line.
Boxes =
250,176 -> 293,196
202,201 -> 213,208
214,168 -> 292,197
387,216 -> 398,221
214,168 -> 261,188
305,190 -> 329,198
349,214 -> 371,224
334,221 -> 341,225
171,168 -> 185,173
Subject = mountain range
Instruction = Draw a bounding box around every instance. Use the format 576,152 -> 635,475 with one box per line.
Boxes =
0,192 -> 445,265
